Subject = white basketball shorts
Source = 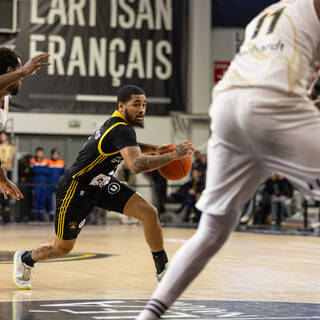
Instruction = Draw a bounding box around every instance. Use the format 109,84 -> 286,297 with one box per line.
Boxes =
196,88 -> 320,215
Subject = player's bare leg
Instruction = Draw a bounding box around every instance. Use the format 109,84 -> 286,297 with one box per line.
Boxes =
124,192 -> 168,280
31,236 -> 76,261
13,236 -> 76,289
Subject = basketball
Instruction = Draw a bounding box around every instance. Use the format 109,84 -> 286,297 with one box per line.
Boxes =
158,146 -> 192,180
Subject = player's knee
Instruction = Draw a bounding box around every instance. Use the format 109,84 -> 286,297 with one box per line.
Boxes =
139,204 -> 159,222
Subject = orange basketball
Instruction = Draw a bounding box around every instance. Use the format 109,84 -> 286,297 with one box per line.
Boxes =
158,146 -> 192,180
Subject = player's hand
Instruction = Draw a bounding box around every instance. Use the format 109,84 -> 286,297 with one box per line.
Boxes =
0,179 -> 23,200
171,140 -> 195,159
157,144 -> 177,154
22,52 -> 51,77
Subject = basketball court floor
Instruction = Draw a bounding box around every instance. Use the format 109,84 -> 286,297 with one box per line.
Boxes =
0,223 -> 319,319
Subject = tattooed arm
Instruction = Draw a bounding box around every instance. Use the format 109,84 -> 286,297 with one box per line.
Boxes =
138,142 -> 175,154
138,142 -> 158,153
121,140 -> 194,174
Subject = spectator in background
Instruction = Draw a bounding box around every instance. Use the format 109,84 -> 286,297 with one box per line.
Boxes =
192,150 -> 201,171
150,170 -> 167,215
17,154 -> 33,222
47,148 -> 65,221
199,153 -> 207,181
30,147 -> 49,221
264,173 -> 293,224
175,169 -> 205,222
0,131 -> 15,224
144,150 -> 168,215
115,161 -> 137,224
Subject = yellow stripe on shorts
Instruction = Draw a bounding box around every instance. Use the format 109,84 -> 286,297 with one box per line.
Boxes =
57,180 -> 78,239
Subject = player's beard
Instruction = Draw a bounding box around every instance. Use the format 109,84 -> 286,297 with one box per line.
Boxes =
124,109 -> 144,128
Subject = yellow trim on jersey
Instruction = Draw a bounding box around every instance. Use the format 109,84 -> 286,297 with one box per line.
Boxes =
97,121 -> 128,156
72,116 -> 128,179
57,180 -> 78,239
112,110 -> 127,122
72,154 -> 106,179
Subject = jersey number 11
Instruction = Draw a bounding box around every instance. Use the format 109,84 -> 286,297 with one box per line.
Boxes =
251,7 -> 285,40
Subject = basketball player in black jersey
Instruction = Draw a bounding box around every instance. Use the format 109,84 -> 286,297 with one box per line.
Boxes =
13,85 -> 195,289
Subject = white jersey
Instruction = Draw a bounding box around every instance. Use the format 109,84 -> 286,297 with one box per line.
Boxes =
0,96 -> 9,129
214,0 -> 320,99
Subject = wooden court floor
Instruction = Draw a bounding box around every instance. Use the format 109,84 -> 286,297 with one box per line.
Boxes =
0,223 -> 319,305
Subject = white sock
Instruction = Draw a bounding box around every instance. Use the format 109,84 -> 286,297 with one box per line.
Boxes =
137,211 -> 240,320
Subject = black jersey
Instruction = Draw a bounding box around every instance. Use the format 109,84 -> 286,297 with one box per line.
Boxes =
63,110 -> 138,185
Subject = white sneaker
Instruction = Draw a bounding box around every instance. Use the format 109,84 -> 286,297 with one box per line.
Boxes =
13,250 -> 33,290
156,263 -> 168,282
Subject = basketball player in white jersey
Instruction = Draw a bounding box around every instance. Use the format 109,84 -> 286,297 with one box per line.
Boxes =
0,47 -> 50,200
137,0 -> 320,318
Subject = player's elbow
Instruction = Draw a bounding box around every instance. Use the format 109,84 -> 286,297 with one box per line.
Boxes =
124,157 -> 145,174
130,165 -> 143,174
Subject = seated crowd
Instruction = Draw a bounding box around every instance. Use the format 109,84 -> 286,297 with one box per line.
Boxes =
0,143 -> 307,228
240,172 -> 304,226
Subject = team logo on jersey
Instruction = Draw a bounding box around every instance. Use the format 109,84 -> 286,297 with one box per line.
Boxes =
89,174 -> 111,188
107,182 -> 120,194
95,130 -> 101,140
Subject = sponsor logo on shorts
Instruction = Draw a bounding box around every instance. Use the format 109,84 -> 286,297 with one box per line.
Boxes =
107,182 -> 120,194
69,221 -> 78,231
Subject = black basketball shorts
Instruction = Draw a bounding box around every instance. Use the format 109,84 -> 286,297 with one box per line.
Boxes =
54,176 -> 135,240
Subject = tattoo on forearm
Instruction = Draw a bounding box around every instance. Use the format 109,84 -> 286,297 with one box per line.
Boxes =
138,143 -> 156,153
175,145 -> 187,156
31,245 -> 58,261
134,154 -> 172,172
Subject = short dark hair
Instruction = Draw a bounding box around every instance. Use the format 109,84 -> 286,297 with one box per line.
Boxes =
117,85 -> 145,104
51,148 -> 59,155
0,47 -> 20,75
35,147 -> 44,152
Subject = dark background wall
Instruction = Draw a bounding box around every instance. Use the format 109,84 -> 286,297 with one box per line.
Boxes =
212,0 -> 278,27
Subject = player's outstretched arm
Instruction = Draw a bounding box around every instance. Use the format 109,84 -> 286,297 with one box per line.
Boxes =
0,166 -> 23,200
121,140 -> 194,174
0,52 -> 50,93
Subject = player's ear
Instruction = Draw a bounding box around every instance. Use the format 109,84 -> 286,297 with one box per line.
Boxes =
6,66 -> 13,73
118,101 -> 124,112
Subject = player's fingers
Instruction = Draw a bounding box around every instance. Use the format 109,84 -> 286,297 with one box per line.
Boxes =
37,62 -> 51,67
35,52 -> 50,60
8,190 -> 16,200
12,185 -> 24,199
2,190 -> 8,200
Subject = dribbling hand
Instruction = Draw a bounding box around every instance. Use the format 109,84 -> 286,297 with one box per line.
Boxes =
157,144 -> 178,154
172,140 -> 195,159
